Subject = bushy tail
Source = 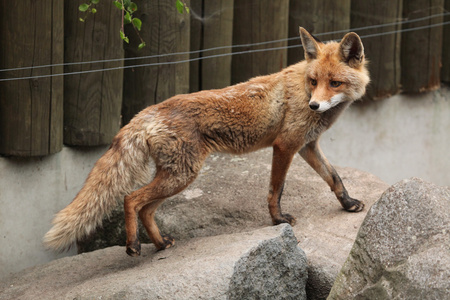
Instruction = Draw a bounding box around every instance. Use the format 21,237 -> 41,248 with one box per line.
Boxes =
43,131 -> 151,252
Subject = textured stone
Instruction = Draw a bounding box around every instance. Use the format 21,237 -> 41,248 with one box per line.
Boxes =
228,227 -> 307,299
76,148 -> 388,299
328,177 -> 450,300
0,224 -> 307,300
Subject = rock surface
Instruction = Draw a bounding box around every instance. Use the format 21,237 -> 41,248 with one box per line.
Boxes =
328,177 -> 450,299
0,224 -> 307,300
77,148 -> 388,299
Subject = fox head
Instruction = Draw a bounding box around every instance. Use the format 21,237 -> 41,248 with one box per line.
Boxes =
299,27 -> 370,113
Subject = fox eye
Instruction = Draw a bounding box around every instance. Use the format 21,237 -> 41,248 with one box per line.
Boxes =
330,81 -> 342,88
310,78 -> 317,86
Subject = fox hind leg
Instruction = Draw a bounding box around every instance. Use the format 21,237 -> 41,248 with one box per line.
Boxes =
124,168 -> 199,256
138,206 -> 175,251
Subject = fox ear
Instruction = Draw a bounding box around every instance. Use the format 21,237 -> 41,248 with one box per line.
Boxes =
299,27 -> 320,61
339,32 -> 364,68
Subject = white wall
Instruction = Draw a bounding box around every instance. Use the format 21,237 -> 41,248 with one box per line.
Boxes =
321,85 -> 450,187
0,86 -> 449,279
0,146 -> 108,280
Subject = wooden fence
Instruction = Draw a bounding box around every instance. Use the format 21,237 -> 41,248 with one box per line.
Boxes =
0,0 -> 449,156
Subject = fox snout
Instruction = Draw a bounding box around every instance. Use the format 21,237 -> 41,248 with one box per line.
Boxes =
309,101 -> 320,111
309,94 -> 345,112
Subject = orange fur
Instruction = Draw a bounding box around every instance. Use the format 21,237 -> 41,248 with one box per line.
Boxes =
44,28 -> 370,255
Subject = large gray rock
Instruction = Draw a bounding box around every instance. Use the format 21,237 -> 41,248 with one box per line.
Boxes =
76,148 -> 388,299
328,177 -> 450,299
0,224 -> 307,300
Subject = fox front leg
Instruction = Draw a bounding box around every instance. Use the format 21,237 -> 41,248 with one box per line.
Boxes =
267,144 -> 297,226
299,140 -> 364,212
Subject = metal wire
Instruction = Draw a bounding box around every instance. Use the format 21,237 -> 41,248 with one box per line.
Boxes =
0,15 -> 449,82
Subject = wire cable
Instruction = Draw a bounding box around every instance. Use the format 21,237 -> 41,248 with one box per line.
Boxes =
1,18 -> 449,82
1,10 -> 448,74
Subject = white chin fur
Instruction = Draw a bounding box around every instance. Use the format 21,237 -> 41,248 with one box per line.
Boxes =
314,93 -> 345,112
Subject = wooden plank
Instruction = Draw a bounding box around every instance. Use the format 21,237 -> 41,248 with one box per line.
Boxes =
288,0 -> 351,65
190,0 -> 234,92
189,0 -> 203,92
64,0 -> 124,146
50,0 -> 64,153
351,0 -> 402,100
0,0 -> 63,156
231,0 -> 289,84
441,0 -> 450,83
189,0 -> 234,92
202,0 -> 234,90
122,0 -> 190,125
401,0 -> 444,93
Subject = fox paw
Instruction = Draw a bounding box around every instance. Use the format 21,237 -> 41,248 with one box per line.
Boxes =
156,235 -> 175,251
126,240 -> 141,257
344,199 -> 365,212
273,213 -> 296,226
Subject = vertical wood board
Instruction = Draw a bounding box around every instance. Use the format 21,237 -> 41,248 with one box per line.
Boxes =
401,0 -> 444,93
203,0 -> 234,90
122,0 -> 190,125
0,0 -> 63,156
190,0 -> 234,92
351,0 -> 403,100
64,0 -> 124,146
441,0 -> 450,82
288,0 -> 351,65
189,0 -> 203,92
231,0 -> 289,84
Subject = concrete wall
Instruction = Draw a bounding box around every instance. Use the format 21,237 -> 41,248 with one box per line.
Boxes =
1,86 -> 449,279
0,146 -> 108,280
321,85 -> 450,187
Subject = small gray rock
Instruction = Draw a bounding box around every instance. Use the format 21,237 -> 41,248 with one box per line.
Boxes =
228,225 -> 307,299
0,224 -> 307,300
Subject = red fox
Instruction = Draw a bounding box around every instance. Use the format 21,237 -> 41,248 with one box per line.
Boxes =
44,28 -> 370,256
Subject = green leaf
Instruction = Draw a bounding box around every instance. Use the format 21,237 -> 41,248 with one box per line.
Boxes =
124,0 -> 131,7
176,0 -> 184,14
79,17 -> 85,22
124,11 -> 132,24
185,6 -> 190,14
91,0 -> 99,4
128,2 -> 137,12
113,1 -> 122,10
91,8 -> 97,14
132,18 -> 142,31
120,31 -> 129,43
79,3 -> 90,12
138,42 -> 146,50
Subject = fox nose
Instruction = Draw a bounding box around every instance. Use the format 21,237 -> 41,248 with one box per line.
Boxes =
309,102 -> 320,111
